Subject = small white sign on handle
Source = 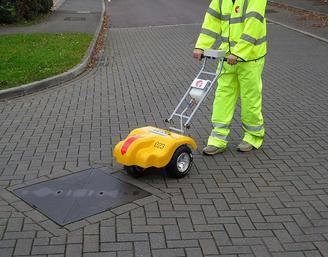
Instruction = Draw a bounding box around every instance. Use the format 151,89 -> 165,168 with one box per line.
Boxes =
191,79 -> 210,89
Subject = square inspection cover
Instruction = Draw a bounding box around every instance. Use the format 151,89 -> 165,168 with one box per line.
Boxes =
14,168 -> 150,226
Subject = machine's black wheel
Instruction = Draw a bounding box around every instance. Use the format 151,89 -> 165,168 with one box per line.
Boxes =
124,166 -> 145,178
165,145 -> 193,178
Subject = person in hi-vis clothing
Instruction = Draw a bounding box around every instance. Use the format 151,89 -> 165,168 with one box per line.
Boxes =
193,0 -> 267,155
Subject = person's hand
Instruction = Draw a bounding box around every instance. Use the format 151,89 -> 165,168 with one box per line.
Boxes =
193,49 -> 204,60
227,54 -> 238,65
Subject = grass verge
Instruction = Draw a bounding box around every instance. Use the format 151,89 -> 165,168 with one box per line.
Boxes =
0,33 -> 93,90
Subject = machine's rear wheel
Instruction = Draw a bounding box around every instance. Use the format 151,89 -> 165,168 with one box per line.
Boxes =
166,145 -> 193,178
124,166 -> 145,178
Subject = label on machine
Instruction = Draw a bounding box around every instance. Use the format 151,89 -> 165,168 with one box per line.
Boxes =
191,79 -> 209,89
150,129 -> 169,137
190,79 -> 211,102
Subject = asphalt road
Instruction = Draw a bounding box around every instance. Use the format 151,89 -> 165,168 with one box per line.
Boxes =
108,0 -> 210,27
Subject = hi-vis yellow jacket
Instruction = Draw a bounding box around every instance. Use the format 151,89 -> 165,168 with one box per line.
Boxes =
195,0 -> 267,61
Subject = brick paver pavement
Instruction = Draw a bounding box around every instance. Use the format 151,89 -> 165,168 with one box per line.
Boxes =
0,20 -> 327,257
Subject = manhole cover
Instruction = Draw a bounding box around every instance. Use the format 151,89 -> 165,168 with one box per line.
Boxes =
14,168 -> 150,225
64,17 -> 86,21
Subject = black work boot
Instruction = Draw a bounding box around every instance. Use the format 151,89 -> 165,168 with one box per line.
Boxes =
202,145 -> 226,156
237,141 -> 254,152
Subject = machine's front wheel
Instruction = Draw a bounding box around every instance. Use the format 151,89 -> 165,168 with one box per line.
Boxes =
124,165 -> 145,178
166,145 -> 193,178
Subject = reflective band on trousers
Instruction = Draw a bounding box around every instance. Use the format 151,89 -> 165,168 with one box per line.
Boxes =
201,28 -> 219,39
243,123 -> 264,132
241,34 -> 266,45
211,131 -> 227,141
213,122 -> 230,129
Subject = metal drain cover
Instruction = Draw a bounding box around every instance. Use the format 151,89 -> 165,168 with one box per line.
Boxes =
14,168 -> 150,225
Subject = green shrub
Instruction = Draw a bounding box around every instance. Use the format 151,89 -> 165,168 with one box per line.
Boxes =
0,0 -> 53,23
0,0 -> 17,23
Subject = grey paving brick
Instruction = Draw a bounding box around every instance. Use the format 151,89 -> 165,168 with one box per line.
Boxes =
101,242 -> 132,252
164,225 -> 180,240
167,239 -> 199,248
67,231 -> 83,244
0,239 -> 16,248
243,230 -> 274,237
133,225 -> 162,233
4,231 -> 36,239
199,238 -> 219,255
134,241 -> 151,257
116,218 -> 131,234
284,222 -> 304,235
304,250 -> 324,257
262,237 -> 284,252
83,253 -> 116,257
190,211 -> 206,225
146,218 -> 176,225
231,238 -> 263,246
202,205 -> 219,218
194,224 -> 223,232
224,224 -> 243,238
212,231 -> 232,246
177,218 -> 194,232
117,233 -> 148,242
0,248 -> 13,257
251,245 -> 271,257
84,224 -> 99,235
65,244 -> 82,257
283,242 -> 316,251
219,245 -> 251,255
152,248 -> 185,257
50,236 -> 66,245
100,226 -> 116,242
83,235 -> 99,252
117,251 -> 133,257
13,238 -> 33,256
235,217 -> 255,230
272,252 -> 307,257
149,233 -> 166,249
6,217 -> 23,232
185,247 -> 203,257
274,230 -> 294,243
181,232 -> 212,240
246,210 -> 266,223
32,245 -> 65,255
314,241 -> 327,257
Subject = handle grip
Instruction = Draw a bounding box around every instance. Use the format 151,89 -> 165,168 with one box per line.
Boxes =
201,54 -> 227,62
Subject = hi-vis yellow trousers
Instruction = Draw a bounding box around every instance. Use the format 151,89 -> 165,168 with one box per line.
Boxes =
208,57 -> 265,149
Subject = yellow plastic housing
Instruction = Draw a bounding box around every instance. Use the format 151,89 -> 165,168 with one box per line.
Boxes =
113,126 -> 197,168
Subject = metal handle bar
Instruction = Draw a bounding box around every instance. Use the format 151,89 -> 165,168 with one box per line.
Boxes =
165,55 -> 225,134
201,55 -> 227,62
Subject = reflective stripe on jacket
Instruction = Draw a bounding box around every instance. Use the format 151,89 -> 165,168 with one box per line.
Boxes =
195,0 -> 267,61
